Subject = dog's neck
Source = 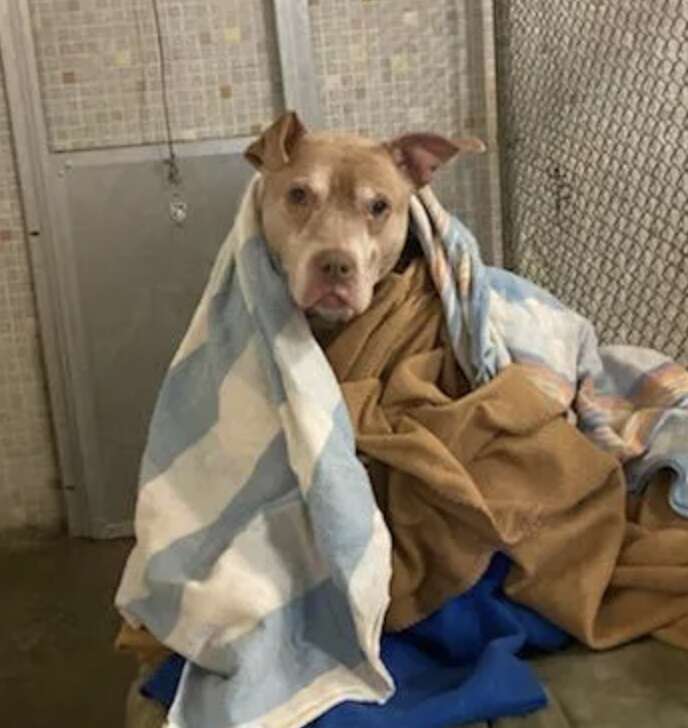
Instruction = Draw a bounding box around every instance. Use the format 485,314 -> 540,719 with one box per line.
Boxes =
307,312 -> 347,349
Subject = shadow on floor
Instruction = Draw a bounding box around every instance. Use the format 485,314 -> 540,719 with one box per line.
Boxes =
1,534 -> 136,728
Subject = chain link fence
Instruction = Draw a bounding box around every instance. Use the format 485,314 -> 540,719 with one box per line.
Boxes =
495,1 -> 688,362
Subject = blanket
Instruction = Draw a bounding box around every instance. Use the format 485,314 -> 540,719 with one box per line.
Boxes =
116,176 -> 394,728
134,555 -> 570,728
123,630 -> 688,728
408,189 -> 688,515
116,177 -> 688,727
324,263 -> 688,646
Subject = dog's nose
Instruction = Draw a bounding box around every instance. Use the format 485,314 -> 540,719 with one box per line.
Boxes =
315,250 -> 356,281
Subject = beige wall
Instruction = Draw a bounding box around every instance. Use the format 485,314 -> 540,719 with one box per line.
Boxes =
27,0 -> 500,250
28,0 -> 282,150
0,58 -> 62,533
310,0 -> 501,256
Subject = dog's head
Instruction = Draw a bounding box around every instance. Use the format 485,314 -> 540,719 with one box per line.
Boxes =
245,111 -> 484,323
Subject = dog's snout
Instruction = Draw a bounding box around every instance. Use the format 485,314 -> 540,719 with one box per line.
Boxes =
315,250 -> 357,281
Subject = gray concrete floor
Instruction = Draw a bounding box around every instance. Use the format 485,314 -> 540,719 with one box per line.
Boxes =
3,535 -> 688,728
1,534 -> 136,728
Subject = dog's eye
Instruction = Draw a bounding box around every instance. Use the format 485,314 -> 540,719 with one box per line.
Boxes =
369,197 -> 390,218
288,185 -> 309,206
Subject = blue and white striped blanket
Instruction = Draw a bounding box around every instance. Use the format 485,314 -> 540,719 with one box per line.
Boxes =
117,178 -> 688,728
116,177 -> 394,727
410,189 -> 688,512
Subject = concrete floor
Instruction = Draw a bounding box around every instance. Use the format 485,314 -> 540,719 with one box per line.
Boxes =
1,534 -> 136,728
3,535 -> 688,728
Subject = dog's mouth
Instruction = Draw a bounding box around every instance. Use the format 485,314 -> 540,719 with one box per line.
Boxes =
312,291 -> 351,310
301,285 -> 358,323
302,283 -> 354,311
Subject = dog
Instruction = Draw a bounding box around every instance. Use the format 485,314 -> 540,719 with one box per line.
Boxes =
245,111 -> 485,331
123,115 -> 484,728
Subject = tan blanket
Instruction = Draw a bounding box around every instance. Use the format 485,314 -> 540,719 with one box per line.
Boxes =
117,258 -> 688,667
325,259 -> 688,649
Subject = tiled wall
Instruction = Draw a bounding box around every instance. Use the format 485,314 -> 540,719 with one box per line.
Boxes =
29,0 -> 283,150
309,0 -> 501,256
27,0 -> 499,252
0,59 -> 62,533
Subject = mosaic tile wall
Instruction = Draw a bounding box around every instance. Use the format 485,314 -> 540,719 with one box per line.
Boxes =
27,0 -> 500,255
28,0 -> 283,150
309,0 -> 502,259
0,59 -> 62,533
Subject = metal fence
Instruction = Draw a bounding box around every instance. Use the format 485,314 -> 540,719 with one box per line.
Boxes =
495,1 -> 688,362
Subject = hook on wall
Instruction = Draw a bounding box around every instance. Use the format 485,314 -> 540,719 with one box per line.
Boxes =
151,0 -> 187,224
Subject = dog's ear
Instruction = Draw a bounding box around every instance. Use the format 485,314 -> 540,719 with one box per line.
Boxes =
245,111 -> 307,171
386,133 -> 485,187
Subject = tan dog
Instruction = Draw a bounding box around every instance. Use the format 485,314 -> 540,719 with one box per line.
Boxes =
123,116 -> 485,728
245,111 -> 484,325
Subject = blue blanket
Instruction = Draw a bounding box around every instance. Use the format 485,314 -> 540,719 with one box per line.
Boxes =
143,555 -> 569,727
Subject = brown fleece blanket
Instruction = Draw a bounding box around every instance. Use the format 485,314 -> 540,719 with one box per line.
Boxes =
117,259 -> 688,667
324,259 -> 688,649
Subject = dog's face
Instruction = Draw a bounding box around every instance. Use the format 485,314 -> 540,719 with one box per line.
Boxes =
246,112 -> 484,323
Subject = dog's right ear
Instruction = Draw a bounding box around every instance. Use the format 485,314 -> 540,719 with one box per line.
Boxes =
244,111 -> 307,172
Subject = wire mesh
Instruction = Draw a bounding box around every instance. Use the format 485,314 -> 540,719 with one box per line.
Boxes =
495,1 -> 688,362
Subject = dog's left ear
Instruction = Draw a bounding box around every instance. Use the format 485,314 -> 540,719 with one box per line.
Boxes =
245,111 -> 307,172
386,133 -> 486,188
